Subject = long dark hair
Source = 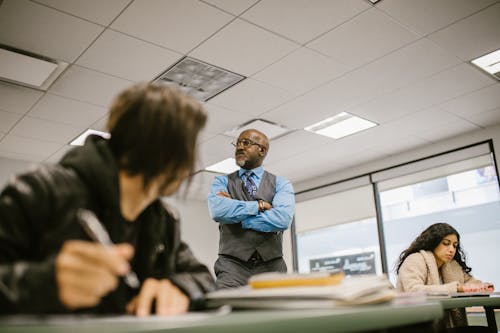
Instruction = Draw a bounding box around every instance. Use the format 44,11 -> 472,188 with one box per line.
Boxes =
107,83 -> 207,191
395,223 -> 471,274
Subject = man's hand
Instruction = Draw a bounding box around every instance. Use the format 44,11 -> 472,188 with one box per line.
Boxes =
216,191 -> 232,198
260,200 -> 272,211
126,278 -> 189,316
55,240 -> 133,309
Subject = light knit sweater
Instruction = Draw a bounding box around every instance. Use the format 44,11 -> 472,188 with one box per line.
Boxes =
396,250 -> 481,293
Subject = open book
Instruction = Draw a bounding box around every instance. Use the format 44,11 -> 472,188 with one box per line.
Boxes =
207,274 -> 396,309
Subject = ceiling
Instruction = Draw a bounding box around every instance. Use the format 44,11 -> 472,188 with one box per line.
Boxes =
1,0 -> 500,200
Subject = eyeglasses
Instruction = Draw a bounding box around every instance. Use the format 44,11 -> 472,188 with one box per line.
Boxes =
231,138 -> 264,149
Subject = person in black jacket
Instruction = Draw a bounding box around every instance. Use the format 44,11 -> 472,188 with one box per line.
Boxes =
0,83 -> 215,316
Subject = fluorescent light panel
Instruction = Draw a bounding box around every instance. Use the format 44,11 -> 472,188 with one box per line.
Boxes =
224,119 -> 289,140
154,57 -> 245,101
205,158 -> 239,174
70,129 -> 110,146
0,45 -> 68,90
305,112 -> 377,139
471,48 -> 500,80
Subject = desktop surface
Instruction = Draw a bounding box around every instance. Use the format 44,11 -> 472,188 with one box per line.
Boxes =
0,301 -> 443,333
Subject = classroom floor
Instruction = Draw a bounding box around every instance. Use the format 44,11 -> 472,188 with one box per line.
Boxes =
467,310 -> 500,332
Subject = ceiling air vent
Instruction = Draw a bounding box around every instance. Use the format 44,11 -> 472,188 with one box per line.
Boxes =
153,57 -> 245,101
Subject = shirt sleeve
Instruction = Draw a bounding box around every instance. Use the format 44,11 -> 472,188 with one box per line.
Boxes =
241,176 -> 295,232
207,175 -> 259,224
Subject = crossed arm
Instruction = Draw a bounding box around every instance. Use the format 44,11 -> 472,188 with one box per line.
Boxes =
207,175 -> 295,232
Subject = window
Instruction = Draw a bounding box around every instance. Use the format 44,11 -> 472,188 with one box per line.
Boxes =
376,150 -> 500,287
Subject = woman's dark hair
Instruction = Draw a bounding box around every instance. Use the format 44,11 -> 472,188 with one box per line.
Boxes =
107,83 -> 207,191
395,222 -> 471,274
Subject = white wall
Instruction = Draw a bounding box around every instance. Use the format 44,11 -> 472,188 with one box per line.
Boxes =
165,197 -> 219,276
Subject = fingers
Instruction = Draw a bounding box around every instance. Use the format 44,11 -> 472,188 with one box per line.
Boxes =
155,280 -> 189,316
461,283 -> 495,292
56,240 -> 133,309
128,278 -> 189,317
216,191 -> 232,198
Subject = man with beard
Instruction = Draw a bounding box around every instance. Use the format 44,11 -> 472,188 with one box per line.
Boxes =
207,129 -> 295,289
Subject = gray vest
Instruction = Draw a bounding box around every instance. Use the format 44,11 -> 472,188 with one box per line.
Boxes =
218,170 -> 283,262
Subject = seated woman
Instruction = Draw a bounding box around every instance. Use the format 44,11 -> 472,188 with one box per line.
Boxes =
395,222 -> 494,331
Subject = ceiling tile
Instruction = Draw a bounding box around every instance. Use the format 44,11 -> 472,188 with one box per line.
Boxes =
111,0 -> 233,53
10,116 -> 83,144
428,3 -> 500,61
190,19 -> 299,76
415,119 -> 479,143
0,0 -> 104,62
89,116 -> 108,132
203,103 -> 249,135
464,107 -> 500,127
45,144 -> 73,163
263,130 -> 332,165
350,63 -> 495,123
209,78 -> 295,116
378,0 -> 497,36
0,82 -> 43,115
266,144 -> 348,183
198,134 -> 235,168
0,110 -> 22,133
28,93 -> 108,128
387,107 -> 479,138
203,0 -> 259,16
242,0 -> 370,44
77,30 -> 182,82
49,65 -> 133,107
0,134 -> 62,160
252,47 -> 350,95
264,38 -> 463,129
34,0 -> 131,25
439,83 -> 500,118
354,38 -> 463,96
308,8 -> 419,68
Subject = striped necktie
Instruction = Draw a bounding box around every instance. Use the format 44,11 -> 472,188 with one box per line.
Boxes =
243,171 -> 257,198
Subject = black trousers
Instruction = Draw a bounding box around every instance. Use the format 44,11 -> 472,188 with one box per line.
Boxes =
214,253 -> 287,289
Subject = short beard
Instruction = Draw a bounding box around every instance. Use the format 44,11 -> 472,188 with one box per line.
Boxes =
236,158 -> 246,167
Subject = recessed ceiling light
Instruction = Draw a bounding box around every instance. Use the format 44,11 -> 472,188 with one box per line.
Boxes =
0,44 -> 68,91
154,57 -> 245,102
304,112 -> 378,139
70,129 -> 110,146
224,118 -> 289,140
205,157 -> 239,174
471,48 -> 500,80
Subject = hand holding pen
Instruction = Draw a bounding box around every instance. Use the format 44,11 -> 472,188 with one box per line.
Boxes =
77,209 -> 140,289
54,209 -> 137,310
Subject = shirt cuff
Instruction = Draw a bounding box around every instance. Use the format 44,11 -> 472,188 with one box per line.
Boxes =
249,201 -> 259,215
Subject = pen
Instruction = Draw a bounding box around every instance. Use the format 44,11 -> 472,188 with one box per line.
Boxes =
77,208 -> 140,289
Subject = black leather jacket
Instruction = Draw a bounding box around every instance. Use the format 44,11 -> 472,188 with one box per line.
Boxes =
0,136 -> 215,314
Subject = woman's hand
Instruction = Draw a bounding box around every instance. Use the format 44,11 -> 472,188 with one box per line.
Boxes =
126,278 -> 189,316
458,283 -> 495,292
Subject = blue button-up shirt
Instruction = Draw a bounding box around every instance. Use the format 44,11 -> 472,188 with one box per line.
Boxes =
207,166 -> 295,232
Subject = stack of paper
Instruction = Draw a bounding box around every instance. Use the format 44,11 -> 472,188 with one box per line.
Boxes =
206,274 -> 395,309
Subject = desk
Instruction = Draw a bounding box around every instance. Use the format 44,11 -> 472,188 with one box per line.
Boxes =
433,293 -> 500,333
0,301 -> 442,333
